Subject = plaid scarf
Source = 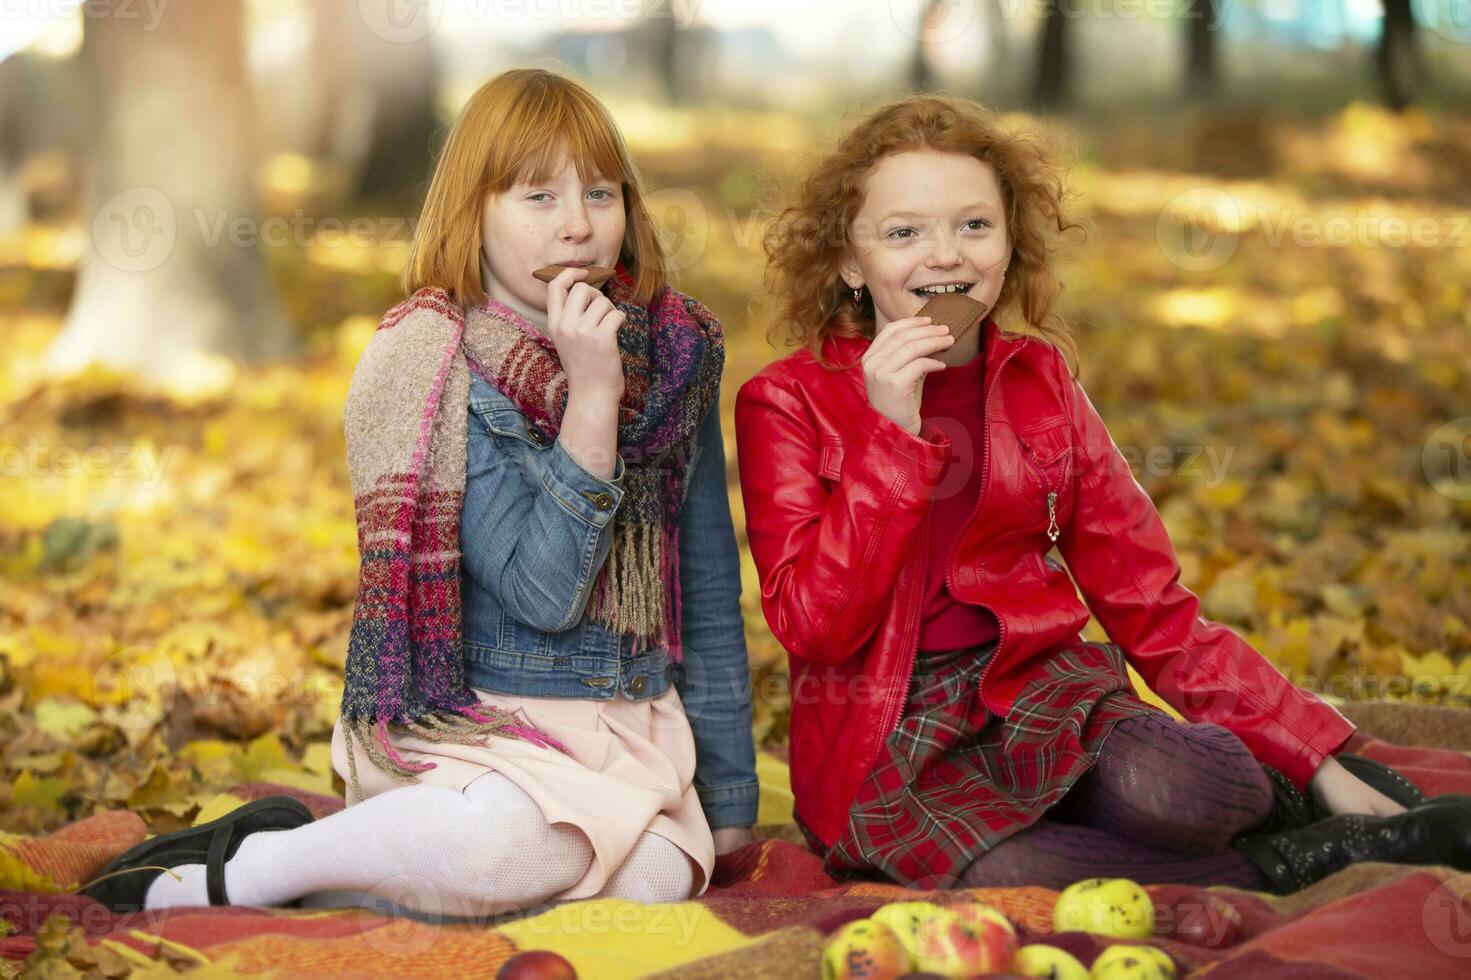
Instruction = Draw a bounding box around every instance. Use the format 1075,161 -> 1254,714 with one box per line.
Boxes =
339,263 -> 724,800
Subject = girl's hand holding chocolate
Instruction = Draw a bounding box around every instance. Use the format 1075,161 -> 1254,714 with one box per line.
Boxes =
544,265 -> 626,403
860,315 -> 953,436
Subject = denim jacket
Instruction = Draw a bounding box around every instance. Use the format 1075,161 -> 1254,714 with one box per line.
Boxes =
458,370 -> 759,829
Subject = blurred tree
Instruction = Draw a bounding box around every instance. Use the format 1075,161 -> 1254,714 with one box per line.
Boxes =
652,9 -> 682,104
0,53 -> 29,233
1184,0 -> 1221,99
1032,0 -> 1072,108
0,49 -> 87,226
1377,0 -> 1424,110
309,0 -> 442,205
980,0 -> 1017,101
908,0 -> 945,92
45,0 -> 297,383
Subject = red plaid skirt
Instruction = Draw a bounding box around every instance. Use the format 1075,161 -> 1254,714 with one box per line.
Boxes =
796,637 -> 1163,889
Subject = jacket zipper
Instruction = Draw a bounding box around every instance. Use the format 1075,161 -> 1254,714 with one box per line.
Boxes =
947,342 -> 1023,717
884,492 -> 933,748
1016,440 -> 1062,543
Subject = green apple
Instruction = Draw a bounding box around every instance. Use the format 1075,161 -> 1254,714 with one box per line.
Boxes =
821,918 -> 909,980
1089,944 -> 1176,979
1012,943 -> 1090,979
1053,877 -> 1155,939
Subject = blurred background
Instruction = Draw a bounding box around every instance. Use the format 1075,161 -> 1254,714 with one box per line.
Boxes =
0,0 -> 1468,834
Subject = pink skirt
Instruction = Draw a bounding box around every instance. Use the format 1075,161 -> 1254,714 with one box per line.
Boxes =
329,684 -> 715,900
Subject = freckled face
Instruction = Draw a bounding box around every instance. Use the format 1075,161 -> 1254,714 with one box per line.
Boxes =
841,150 -> 1011,334
478,154 -> 625,326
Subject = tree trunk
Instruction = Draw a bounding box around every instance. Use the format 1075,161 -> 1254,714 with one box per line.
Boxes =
307,0 -> 440,204
1377,0 -> 1422,111
909,0 -> 938,92
650,9 -> 687,104
1184,0 -> 1220,99
981,0 -> 1015,101
0,53 -> 30,234
1032,0 -> 1071,109
45,0 -> 297,384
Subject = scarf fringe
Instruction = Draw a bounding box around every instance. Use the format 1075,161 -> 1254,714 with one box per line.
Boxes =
340,704 -> 573,804
590,521 -> 671,657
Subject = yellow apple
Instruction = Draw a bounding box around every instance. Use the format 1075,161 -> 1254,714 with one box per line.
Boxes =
1052,877 -> 1155,939
869,901 -> 950,952
820,918 -> 909,980
1089,943 -> 1177,980
1012,943 -> 1090,979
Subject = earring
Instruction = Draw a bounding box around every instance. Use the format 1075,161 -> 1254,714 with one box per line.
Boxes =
851,285 -> 864,306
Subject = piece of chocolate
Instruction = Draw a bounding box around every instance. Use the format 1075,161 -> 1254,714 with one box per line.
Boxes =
532,264 -> 616,287
917,291 -> 987,343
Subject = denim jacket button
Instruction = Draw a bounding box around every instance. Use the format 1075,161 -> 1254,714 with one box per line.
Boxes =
583,490 -> 614,511
524,422 -> 547,445
629,675 -> 646,694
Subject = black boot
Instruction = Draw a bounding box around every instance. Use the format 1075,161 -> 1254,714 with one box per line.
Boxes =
1231,795 -> 1471,895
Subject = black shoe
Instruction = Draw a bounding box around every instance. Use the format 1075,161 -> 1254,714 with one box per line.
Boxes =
1247,754 -> 1428,837
78,796 -> 316,914
1231,795 -> 1471,895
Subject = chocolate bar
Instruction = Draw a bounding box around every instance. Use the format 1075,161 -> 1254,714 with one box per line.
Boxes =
532,264 -> 616,287
916,291 -> 986,343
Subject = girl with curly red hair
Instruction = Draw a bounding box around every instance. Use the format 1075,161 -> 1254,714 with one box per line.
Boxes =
735,93 -> 1470,895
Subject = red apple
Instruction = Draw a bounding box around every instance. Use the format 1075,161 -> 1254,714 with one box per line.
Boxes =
497,950 -> 577,980
908,911 -> 1017,975
944,902 -> 1020,972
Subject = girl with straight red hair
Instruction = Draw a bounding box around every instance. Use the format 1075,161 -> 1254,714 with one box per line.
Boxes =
735,93 -> 1470,895
82,69 -> 757,918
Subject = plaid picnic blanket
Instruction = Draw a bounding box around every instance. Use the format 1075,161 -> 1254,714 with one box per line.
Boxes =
4,705 -> 1471,978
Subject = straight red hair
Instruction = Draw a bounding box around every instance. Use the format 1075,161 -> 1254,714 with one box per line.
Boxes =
402,68 -> 668,308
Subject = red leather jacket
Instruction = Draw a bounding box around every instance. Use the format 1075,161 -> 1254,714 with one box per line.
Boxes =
734,320 -> 1357,849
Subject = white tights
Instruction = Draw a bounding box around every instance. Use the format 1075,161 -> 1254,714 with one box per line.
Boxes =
144,772 -> 694,919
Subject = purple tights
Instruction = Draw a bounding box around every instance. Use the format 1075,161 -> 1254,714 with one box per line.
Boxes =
959,713 -> 1277,890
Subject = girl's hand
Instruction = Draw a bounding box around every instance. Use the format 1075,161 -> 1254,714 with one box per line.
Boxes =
1308,756 -> 1409,818
712,826 -> 755,856
861,316 -> 954,435
545,265 -> 626,403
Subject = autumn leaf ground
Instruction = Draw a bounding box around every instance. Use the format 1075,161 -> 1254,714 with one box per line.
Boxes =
0,102 -> 1467,843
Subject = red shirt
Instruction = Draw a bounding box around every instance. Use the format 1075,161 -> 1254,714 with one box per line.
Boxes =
917,344 -> 1001,652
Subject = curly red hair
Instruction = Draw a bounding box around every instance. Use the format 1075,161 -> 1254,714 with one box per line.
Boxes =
761,93 -> 1086,373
